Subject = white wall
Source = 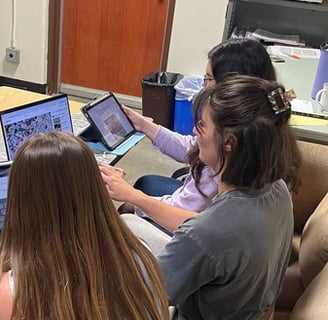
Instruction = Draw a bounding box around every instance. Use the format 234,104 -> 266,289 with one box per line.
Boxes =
0,0 -> 227,87
0,0 -> 49,84
167,0 -> 227,76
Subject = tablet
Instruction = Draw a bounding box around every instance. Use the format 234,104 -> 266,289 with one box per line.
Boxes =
81,92 -> 136,151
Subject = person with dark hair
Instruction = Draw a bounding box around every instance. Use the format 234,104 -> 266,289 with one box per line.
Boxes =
117,38 -> 277,234
0,132 -> 169,320
101,75 -> 302,319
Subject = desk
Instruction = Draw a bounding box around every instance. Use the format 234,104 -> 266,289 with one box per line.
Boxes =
1,85 -> 327,148
0,86 -> 119,163
0,86 -> 82,113
273,57 -> 328,145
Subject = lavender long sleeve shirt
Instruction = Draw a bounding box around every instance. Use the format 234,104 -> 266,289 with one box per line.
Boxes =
134,126 -> 218,218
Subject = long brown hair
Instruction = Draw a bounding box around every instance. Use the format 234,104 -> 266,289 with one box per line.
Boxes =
0,132 -> 169,320
193,75 -> 302,192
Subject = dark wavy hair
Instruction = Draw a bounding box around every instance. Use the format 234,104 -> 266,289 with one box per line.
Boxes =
209,38 -> 276,82
192,75 -> 301,192
188,38 -> 277,195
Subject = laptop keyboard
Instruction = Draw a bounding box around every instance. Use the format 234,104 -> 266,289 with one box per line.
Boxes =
72,113 -> 117,164
71,112 -> 90,135
92,148 -> 117,164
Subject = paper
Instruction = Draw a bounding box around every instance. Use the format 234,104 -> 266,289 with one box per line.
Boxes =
291,99 -> 315,113
290,99 -> 328,120
267,46 -> 320,59
251,29 -> 305,46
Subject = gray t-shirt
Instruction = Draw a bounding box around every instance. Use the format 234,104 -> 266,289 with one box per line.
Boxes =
158,179 -> 293,320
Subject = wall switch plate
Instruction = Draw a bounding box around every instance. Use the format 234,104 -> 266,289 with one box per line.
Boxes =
5,47 -> 20,64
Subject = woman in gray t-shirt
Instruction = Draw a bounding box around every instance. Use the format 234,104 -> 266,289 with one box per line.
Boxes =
101,74 -> 302,319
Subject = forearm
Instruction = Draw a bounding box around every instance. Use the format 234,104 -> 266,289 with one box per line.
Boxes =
130,190 -> 197,232
122,106 -> 160,141
139,117 -> 160,141
99,164 -> 195,231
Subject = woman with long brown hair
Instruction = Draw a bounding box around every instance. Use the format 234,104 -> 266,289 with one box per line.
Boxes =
0,131 -> 169,320
101,75 -> 302,319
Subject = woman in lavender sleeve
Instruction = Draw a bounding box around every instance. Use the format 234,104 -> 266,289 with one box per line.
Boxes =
117,38 -> 277,234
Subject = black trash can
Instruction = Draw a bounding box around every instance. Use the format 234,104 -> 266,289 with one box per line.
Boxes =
141,71 -> 183,129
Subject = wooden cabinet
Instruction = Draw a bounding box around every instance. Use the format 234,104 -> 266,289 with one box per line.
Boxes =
222,0 -> 328,48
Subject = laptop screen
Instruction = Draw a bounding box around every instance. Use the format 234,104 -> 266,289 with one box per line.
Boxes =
0,94 -> 73,160
0,161 -> 11,231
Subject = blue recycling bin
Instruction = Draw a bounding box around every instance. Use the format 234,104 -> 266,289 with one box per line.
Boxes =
173,76 -> 203,135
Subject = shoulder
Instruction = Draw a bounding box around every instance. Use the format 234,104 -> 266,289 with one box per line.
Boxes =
182,182 -> 291,238
0,272 -> 13,320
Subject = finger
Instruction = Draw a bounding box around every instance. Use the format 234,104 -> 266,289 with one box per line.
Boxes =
114,167 -> 126,177
121,105 -> 132,115
99,164 -> 116,175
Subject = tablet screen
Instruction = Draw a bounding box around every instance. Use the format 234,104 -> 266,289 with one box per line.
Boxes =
83,93 -> 136,150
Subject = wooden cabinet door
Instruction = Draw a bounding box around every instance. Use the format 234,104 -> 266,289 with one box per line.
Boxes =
61,0 -> 173,97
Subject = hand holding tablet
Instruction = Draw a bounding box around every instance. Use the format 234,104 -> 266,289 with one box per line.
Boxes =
81,93 -> 136,151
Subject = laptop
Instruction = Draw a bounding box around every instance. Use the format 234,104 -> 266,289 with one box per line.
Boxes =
0,94 -> 73,160
0,161 -> 12,231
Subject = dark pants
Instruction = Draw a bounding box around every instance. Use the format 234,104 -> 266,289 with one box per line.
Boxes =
133,174 -> 183,197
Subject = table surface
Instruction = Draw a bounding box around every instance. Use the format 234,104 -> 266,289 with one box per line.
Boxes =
0,86 -> 83,113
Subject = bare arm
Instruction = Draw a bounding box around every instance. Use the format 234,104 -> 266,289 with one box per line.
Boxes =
99,164 -> 197,232
122,106 -> 160,141
0,272 -> 13,320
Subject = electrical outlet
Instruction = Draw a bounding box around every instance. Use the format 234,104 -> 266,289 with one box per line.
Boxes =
5,47 -> 20,64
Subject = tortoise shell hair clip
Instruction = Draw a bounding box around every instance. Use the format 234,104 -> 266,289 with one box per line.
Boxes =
267,88 -> 296,115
